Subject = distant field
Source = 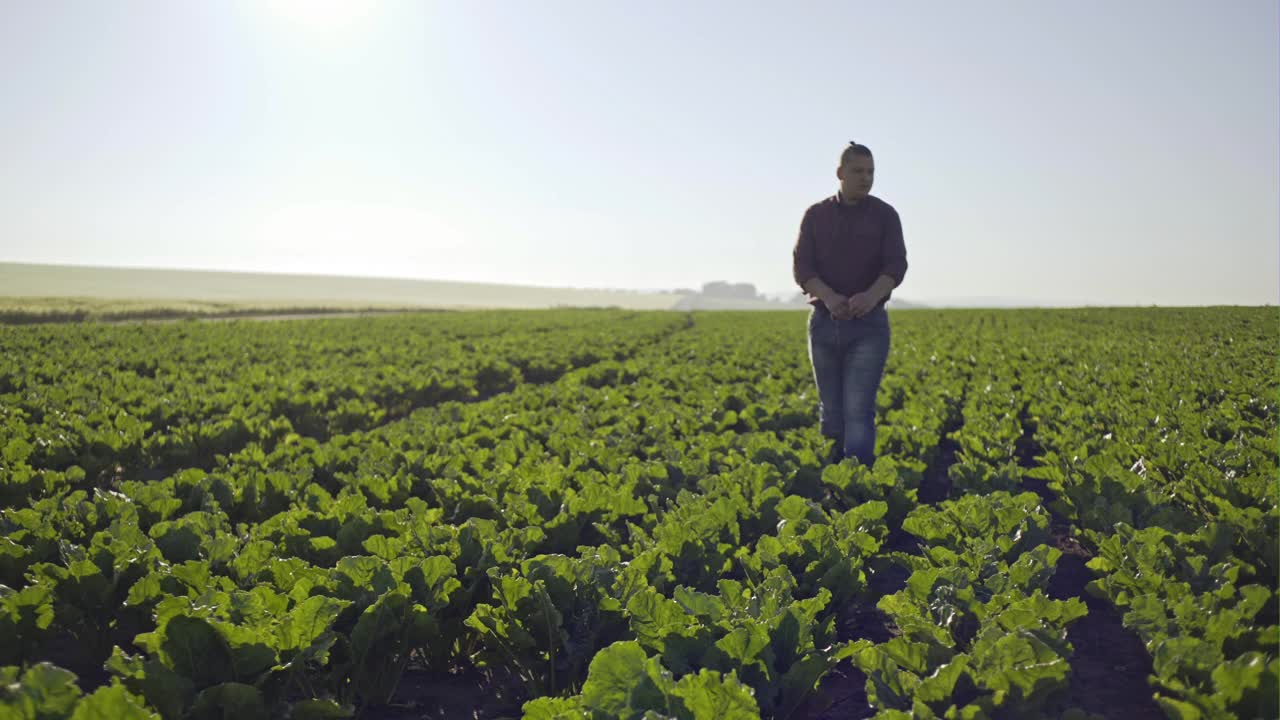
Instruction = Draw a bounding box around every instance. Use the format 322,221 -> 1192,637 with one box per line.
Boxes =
0,297 -> 439,324
0,263 -> 706,321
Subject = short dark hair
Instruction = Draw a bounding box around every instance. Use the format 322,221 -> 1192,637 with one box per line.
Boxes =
841,141 -> 873,167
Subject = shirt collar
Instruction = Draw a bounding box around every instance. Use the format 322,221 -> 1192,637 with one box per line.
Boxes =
835,190 -> 866,207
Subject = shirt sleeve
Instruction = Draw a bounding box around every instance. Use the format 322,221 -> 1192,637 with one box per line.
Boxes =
881,206 -> 907,286
792,209 -> 819,289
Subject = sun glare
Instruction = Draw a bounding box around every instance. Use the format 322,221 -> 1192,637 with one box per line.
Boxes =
262,0 -> 376,36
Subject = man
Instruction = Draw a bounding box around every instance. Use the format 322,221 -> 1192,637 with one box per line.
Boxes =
792,141 -> 908,466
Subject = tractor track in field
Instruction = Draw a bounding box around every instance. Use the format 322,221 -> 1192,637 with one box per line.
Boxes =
808,374 -> 1165,719
805,379 -> 968,720
1015,400 -> 1164,720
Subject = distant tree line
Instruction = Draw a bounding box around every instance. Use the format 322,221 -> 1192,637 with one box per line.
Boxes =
687,282 -> 807,305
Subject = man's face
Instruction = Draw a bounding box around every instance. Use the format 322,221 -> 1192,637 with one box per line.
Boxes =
837,155 -> 875,200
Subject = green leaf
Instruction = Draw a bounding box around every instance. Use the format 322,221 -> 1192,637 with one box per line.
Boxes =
851,645 -> 918,711
212,622 -> 277,681
1210,651 -> 1267,703
492,572 -> 535,611
330,556 -> 397,601
3,437 -> 33,465
969,627 -> 1070,701
773,654 -> 833,718
289,698 -> 354,720
627,588 -> 691,652
0,582 -> 57,664
465,603 -> 537,653
841,500 -> 889,530
1121,594 -> 1169,640
349,591 -> 417,704
278,595 -> 349,654
580,641 -> 672,718
882,637 -> 931,676
915,654 -> 969,705
770,607 -> 811,672
105,647 -> 193,720
522,695 -> 589,719
187,682 -> 268,720
229,541 -> 276,582
877,592 -> 954,648
170,561 -> 214,594
150,523 -> 202,564
69,683 -> 159,720
1153,695 -> 1203,720
401,555 -> 460,610
361,534 -> 402,561
673,586 -> 723,621
990,593 -> 1086,639
159,615 -> 235,687
2,662 -> 82,718
714,626 -> 770,667
1150,636 -> 1222,685
1002,545 -> 1061,591
776,495 -> 812,524
672,669 -> 760,719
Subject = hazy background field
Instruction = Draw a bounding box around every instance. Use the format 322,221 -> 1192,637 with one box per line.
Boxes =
0,262 -> 1256,324
0,262 -> 804,321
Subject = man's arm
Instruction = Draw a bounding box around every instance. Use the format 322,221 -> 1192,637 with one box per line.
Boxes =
880,206 -> 907,289
847,207 -> 907,316
803,277 -> 849,314
792,209 -> 820,289
793,210 -> 853,318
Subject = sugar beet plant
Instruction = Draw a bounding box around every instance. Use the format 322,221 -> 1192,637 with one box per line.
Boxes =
1,307 -> 1275,719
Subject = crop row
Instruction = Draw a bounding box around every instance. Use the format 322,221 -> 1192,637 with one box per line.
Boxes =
1018,309 -> 1277,718
1,311 -> 685,504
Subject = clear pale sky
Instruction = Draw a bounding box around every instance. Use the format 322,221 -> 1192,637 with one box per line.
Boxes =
2,1 -> 1277,305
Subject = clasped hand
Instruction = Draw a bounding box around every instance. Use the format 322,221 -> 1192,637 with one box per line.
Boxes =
824,290 -> 881,320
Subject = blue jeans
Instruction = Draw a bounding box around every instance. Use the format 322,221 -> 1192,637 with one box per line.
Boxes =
807,304 -> 890,465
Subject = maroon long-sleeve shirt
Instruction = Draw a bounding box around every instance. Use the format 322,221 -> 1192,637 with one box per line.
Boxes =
792,192 -> 908,307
